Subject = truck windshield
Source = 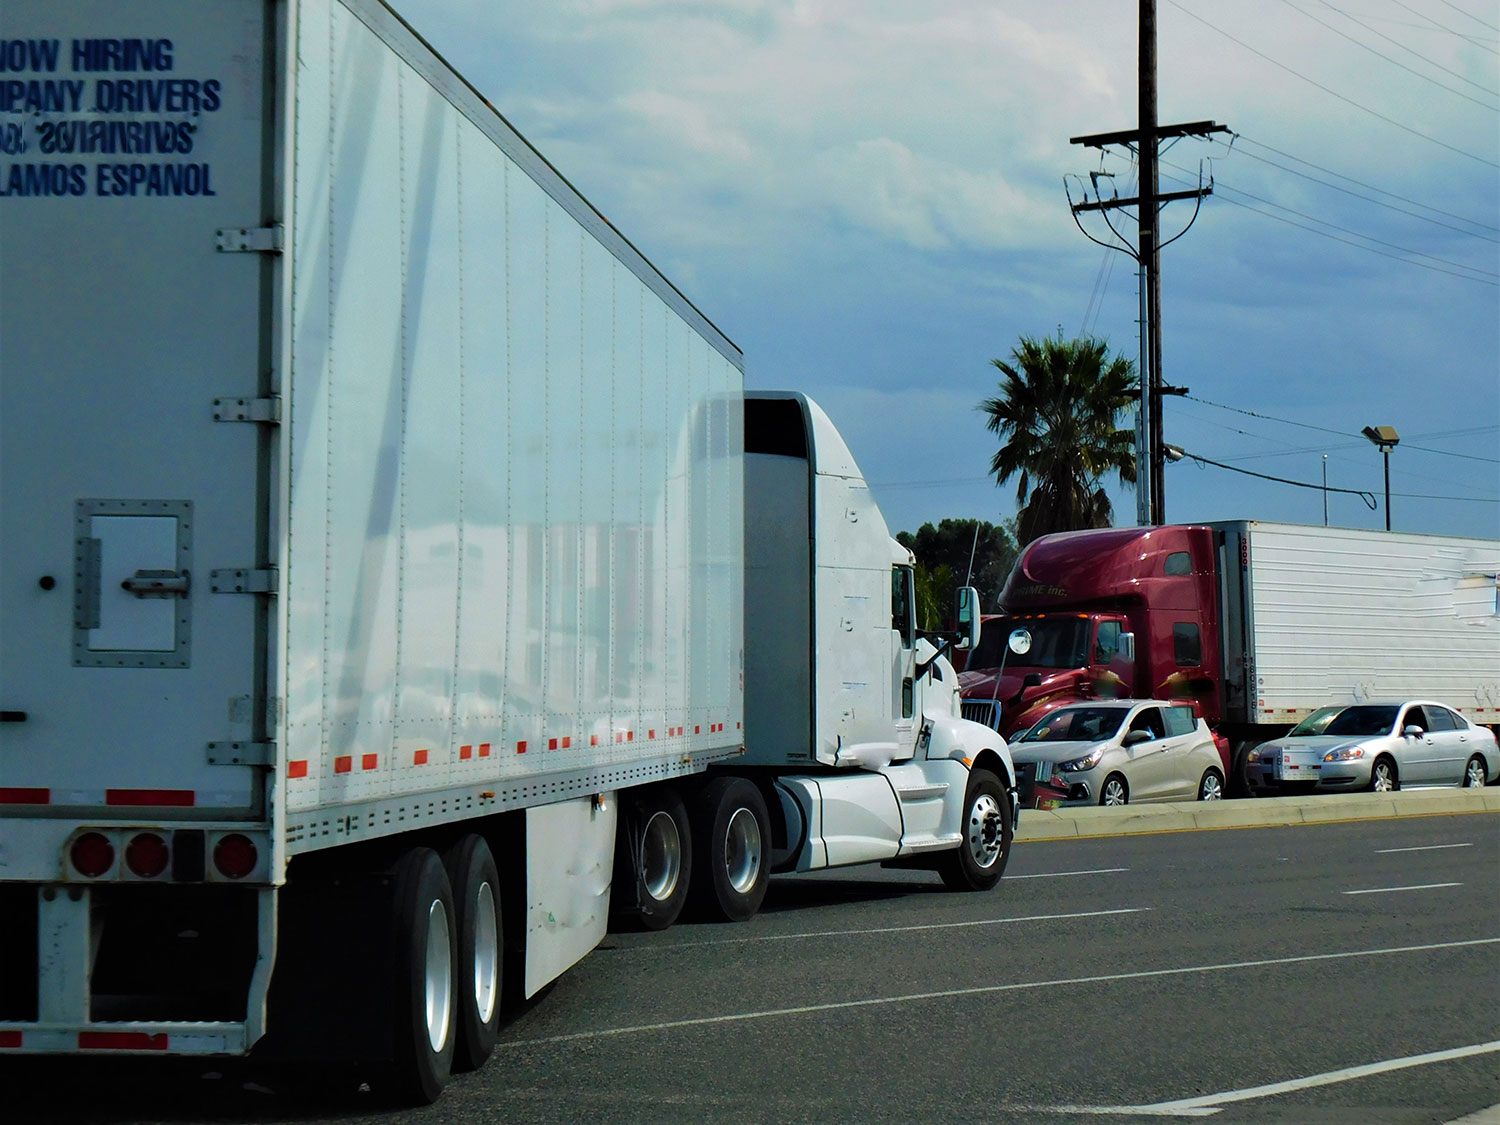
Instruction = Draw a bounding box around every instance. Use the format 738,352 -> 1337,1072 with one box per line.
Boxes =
969,617 -> 1089,671
1017,707 -> 1128,743
1288,706 -> 1345,736
1324,705 -> 1400,737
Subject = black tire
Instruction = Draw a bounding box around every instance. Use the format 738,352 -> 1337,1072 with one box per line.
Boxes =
687,777 -> 770,923
1100,774 -> 1129,806
385,848 -> 456,1105
442,835 -> 501,1073
1369,756 -> 1399,793
939,768 -> 1013,892
612,786 -> 692,931
1197,769 -> 1225,801
1463,755 -> 1487,788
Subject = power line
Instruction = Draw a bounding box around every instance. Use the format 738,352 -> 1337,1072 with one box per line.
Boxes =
1169,448 -> 1378,507
1387,0 -> 1499,54
1437,0 -> 1499,35
1163,0 -> 1500,169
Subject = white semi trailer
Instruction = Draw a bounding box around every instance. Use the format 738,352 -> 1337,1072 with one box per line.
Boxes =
0,0 -> 1016,1103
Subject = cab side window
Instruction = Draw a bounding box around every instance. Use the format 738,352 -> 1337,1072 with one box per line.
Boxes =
1164,551 -> 1192,576
1173,623 -> 1201,666
1094,620 -> 1120,665
891,566 -> 915,650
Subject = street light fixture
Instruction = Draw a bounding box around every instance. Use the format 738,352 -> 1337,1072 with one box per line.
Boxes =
1361,425 -> 1400,531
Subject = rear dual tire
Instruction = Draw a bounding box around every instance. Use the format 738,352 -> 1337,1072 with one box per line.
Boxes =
688,777 -> 771,922
388,848 -> 457,1106
613,787 -> 693,931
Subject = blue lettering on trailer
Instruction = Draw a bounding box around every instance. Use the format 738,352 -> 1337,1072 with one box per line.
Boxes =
0,79 -> 85,113
0,162 -> 88,196
0,39 -> 62,73
94,161 -> 215,197
71,38 -> 174,73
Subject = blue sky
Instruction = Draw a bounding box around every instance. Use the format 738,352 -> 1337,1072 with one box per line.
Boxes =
399,0 -> 1498,542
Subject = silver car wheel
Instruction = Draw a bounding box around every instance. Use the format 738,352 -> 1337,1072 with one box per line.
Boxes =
1464,756 -> 1487,788
1198,771 -> 1224,801
1101,776 -> 1128,806
1371,759 -> 1397,792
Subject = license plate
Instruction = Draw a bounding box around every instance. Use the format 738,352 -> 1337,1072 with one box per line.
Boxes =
1278,761 -> 1320,779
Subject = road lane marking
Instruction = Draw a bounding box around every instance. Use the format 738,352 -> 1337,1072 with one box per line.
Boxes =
1010,867 -> 1129,879
1343,882 -> 1462,895
619,908 -> 1150,950
497,936 -> 1500,1049
1060,1039 -> 1500,1116
1377,842 -> 1473,853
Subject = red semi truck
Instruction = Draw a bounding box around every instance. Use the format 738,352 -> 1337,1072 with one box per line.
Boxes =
958,522 -> 1500,796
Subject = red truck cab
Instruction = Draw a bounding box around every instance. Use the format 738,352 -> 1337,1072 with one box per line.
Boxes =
959,526 -> 1228,767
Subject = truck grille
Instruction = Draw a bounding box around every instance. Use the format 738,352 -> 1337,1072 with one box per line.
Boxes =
961,700 -> 1002,731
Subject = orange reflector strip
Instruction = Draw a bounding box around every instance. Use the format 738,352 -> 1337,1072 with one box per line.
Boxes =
79,1031 -> 168,1051
334,756 -> 352,774
106,789 -> 193,807
414,749 -> 429,765
460,745 -> 473,760
361,754 -> 378,771
287,760 -> 308,779
479,742 -> 491,757
0,787 -> 49,804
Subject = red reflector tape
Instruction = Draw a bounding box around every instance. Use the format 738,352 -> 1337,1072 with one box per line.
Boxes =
79,1031 -> 168,1051
0,787 -> 49,804
0,1031 -> 22,1048
106,789 -> 194,807
460,745 -> 473,760
548,738 -> 558,751
479,742 -> 491,757
516,741 -> 527,754
287,760 -> 308,779
590,734 -> 599,746
361,754 -> 378,771
334,756 -> 352,774
414,749 -> 429,765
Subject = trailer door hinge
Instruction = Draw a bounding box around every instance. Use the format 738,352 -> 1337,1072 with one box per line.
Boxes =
213,396 -> 281,424
208,740 -> 274,766
210,567 -> 279,594
216,224 -> 283,254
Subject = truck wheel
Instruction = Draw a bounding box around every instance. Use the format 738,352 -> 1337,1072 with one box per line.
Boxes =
1100,775 -> 1129,806
939,769 -> 1012,892
442,835 -> 501,1072
1197,769 -> 1225,801
1369,757 -> 1399,792
613,787 -> 693,931
688,777 -> 769,922
387,848 -> 457,1105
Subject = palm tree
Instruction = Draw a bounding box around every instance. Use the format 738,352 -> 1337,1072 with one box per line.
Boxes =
979,334 -> 1137,546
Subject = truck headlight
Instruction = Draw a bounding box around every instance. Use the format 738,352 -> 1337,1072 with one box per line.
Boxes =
1323,747 -> 1365,762
1057,748 -> 1103,772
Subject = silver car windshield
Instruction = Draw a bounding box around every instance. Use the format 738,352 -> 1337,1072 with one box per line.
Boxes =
1018,707 -> 1128,743
1288,706 -> 1345,737
1324,705 -> 1400,737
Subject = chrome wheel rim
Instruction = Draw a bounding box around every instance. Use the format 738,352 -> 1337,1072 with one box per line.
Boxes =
472,882 -> 499,1024
1200,774 -> 1223,801
1465,760 -> 1486,788
641,809 -> 683,902
425,899 -> 453,1053
965,792 -> 1004,869
1103,780 -> 1127,806
1372,763 -> 1395,792
722,806 -> 763,895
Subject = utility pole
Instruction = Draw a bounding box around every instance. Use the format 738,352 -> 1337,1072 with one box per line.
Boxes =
1066,0 -> 1227,525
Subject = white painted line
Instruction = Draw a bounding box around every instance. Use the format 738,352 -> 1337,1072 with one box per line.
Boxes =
1134,1038 -> 1500,1113
631,907 -> 1149,950
1343,882 -> 1463,895
497,936 -> 1500,1049
1376,842 -> 1474,854
1010,867 -> 1129,879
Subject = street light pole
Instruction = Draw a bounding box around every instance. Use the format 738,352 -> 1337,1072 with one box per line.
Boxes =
1361,425 -> 1400,531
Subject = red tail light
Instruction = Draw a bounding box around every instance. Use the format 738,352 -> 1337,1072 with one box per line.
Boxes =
213,833 -> 258,879
124,833 -> 169,878
71,832 -> 115,878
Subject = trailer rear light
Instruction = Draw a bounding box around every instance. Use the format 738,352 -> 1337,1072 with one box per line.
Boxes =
124,832 -> 170,878
71,832 -> 115,878
213,833 -> 257,879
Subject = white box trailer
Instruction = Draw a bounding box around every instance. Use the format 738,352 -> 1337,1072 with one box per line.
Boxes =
0,0 -> 1018,1104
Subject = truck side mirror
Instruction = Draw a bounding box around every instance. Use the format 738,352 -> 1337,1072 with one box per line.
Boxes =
954,586 -> 981,650
1118,632 -> 1135,663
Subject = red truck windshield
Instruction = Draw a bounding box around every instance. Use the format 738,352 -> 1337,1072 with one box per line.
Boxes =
970,617 -> 1090,671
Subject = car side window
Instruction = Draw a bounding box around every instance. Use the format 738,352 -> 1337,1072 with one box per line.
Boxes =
1163,705 -> 1196,737
1424,706 -> 1457,731
1402,706 -> 1427,732
1128,707 -> 1166,741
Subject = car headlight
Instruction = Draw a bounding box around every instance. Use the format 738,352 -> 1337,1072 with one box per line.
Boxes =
1248,747 -> 1268,763
1057,748 -> 1103,772
1323,747 -> 1365,762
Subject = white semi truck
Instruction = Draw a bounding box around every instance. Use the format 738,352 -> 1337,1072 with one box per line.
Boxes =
0,0 -> 1016,1103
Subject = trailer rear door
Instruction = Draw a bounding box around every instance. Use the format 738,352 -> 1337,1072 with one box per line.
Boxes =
0,1 -> 277,821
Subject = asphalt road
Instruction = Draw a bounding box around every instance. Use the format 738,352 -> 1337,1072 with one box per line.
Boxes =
12,811 -> 1500,1124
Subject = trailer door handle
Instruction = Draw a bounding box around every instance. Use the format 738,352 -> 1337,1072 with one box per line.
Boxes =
121,569 -> 191,598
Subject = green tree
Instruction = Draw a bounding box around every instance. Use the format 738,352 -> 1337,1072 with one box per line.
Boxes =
978,334 -> 1137,546
897,518 -> 1018,617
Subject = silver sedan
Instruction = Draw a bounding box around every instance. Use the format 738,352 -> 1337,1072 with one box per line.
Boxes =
1010,700 -> 1226,807
1250,700 -> 1500,793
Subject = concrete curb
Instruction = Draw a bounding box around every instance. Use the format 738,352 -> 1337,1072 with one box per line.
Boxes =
1015,785 -> 1500,842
